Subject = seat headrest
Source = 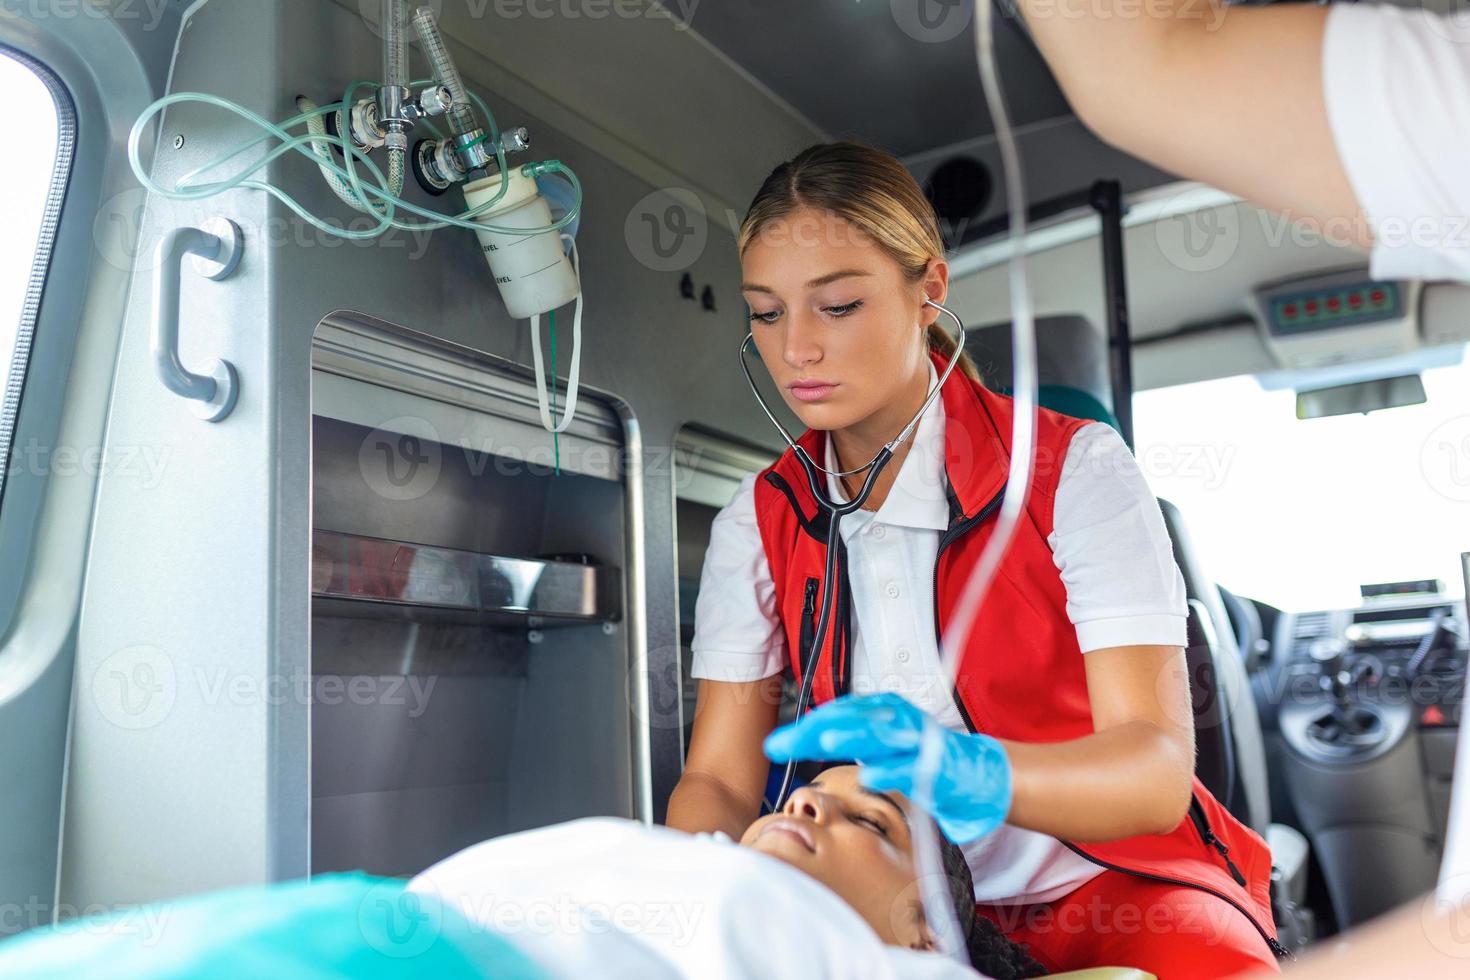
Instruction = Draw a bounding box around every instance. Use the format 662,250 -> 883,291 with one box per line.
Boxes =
965,314 -> 1113,409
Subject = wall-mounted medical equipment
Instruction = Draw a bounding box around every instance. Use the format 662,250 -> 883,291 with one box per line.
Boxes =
129,0 -> 585,436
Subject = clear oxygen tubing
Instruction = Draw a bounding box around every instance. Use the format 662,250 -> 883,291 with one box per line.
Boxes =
127,87 -> 582,238
909,0 -> 1041,964
299,94 -> 404,213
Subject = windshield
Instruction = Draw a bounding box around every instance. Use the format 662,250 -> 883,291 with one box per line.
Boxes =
1133,347 -> 1470,612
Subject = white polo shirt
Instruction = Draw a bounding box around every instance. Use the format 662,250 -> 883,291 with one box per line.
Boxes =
690,359 -> 1188,904
1321,2 -> 1470,905
1322,3 -> 1470,283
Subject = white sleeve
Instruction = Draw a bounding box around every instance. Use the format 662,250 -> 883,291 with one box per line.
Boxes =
1322,3 -> 1470,283
1048,423 -> 1188,653
689,472 -> 788,682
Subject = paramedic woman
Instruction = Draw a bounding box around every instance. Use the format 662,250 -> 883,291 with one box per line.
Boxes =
665,141 -> 1282,977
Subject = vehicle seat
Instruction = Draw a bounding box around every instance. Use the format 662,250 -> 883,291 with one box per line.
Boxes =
1157,499 -> 1313,950
1157,499 -> 1270,835
1219,585 -> 1271,673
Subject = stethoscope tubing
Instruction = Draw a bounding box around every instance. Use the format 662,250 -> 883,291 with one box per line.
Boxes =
740,299 -> 970,810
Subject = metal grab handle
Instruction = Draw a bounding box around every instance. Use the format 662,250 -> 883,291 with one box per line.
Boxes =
151,217 -> 243,422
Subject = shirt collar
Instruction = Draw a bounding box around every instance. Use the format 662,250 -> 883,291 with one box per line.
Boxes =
823,357 -> 951,532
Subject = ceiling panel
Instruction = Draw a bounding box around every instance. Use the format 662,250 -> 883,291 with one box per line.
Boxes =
662,0 -> 1072,159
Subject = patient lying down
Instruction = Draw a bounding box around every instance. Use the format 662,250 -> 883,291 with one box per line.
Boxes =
408,765 -> 1046,980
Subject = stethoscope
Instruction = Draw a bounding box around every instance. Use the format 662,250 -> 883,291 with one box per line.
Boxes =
738,298 -> 970,809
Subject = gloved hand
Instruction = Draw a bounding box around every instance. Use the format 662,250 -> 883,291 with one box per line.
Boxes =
763,692 -> 1012,843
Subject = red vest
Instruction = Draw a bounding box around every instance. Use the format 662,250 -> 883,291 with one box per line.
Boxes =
752,349 -> 1281,954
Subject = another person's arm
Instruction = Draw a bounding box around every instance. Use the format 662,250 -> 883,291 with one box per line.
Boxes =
1236,888 -> 1469,977
1019,0 -> 1360,236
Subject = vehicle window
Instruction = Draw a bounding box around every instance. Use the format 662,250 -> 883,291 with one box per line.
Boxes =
0,50 -> 64,510
1133,348 -> 1470,612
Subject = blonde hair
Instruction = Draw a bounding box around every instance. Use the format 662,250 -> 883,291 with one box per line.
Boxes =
736,141 -> 980,383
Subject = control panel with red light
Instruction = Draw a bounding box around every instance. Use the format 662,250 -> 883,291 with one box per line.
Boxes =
1267,280 -> 1402,336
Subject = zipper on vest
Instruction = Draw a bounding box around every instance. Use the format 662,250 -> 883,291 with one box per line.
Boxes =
1189,796 -> 1248,887
1058,837 -> 1292,960
798,577 -> 819,684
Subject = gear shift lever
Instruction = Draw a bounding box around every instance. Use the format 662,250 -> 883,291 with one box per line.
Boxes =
1307,639 -> 1382,746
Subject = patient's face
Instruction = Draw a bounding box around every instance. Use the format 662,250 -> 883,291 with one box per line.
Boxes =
739,765 -> 930,950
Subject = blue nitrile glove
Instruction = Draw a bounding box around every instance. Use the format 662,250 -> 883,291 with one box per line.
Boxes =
764,692 -> 1012,843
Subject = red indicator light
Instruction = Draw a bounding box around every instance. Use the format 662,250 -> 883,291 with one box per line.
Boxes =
1327,297 -> 1341,312
1283,303 -> 1297,318
1348,294 -> 1362,308
1371,289 -> 1387,304
1305,300 -> 1319,314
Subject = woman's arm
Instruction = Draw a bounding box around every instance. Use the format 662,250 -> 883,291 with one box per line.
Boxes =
998,643 -> 1196,842
665,676 -> 783,840
1017,0 -> 1365,243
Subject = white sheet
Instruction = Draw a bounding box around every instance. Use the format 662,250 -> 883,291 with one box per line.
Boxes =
407,816 -> 984,980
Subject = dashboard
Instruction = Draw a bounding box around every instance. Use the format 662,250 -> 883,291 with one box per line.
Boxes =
1273,593 -> 1469,730
1259,586 -> 1467,928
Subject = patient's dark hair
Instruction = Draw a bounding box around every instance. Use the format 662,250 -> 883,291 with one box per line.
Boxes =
934,827 -> 1047,979
810,763 -> 1045,977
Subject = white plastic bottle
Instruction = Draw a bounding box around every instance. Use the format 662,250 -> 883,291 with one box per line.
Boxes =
463,169 -> 580,319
